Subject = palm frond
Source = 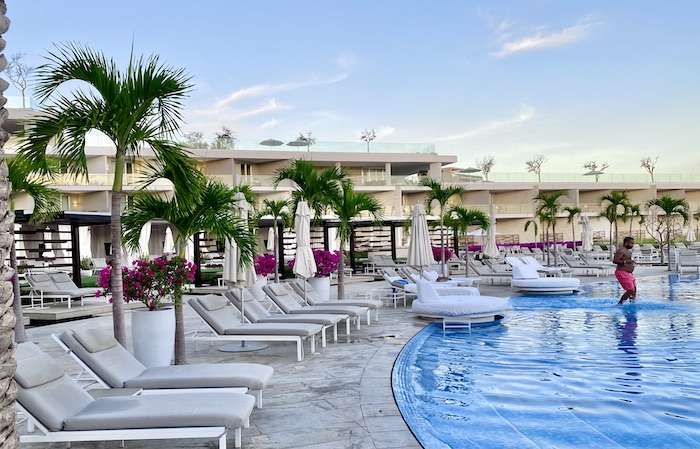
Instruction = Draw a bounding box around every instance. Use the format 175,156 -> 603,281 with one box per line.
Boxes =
8,158 -> 61,223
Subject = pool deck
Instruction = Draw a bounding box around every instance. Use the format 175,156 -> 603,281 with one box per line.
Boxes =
19,267 -> 669,449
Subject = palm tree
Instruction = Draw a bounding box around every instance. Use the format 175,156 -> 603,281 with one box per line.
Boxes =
328,180 -> 383,298
601,191 -> 630,255
420,177 -> 464,278
563,206 -> 581,250
534,191 -> 565,265
274,159 -> 344,219
259,199 -> 290,282
524,219 -> 539,247
17,44 -> 199,345
627,203 -> 642,237
449,206 -> 489,276
647,195 -> 689,271
0,6 -> 19,445
8,158 -> 61,342
232,184 -> 257,210
122,180 -> 257,364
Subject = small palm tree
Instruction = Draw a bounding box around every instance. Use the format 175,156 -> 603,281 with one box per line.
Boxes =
524,219 -> 539,246
627,203 -> 642,237
647,195 -> 689,270
122,180 -> 257,364
274,159 -> 344,219
328,180 -> 383,298
8,158 -> 61,342
563,206 -> 581,250
232,184 -> 257,210
534,191 -> 565,265
420,177 -> 464,278
601,191 -> 630,255
17,44 -> 200,345
449,206 -> 489,276
259,199 -> 290,282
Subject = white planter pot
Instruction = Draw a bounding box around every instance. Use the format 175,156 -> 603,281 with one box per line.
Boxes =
308,276 -> 331,301
131,308 -> 175,368
80,269 -> 92,278
254,275 -> 268,289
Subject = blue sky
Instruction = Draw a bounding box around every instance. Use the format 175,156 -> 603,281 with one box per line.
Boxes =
8,1 -> 700,171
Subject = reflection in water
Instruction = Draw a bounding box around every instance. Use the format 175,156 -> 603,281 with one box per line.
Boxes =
393,275 -> 700,449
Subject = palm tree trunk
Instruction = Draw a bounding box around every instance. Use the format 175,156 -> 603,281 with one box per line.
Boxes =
111,152 -> 127,345
439,216 -> 446,277
464,233 -> 470,277
667,218 -> 672,271
571,222 -> 576,251
552,222 -> 558,266
174,245 -> 187,364
545,225 -> 550,266
609,222 -> 614,258
10,235 -> 26,342
273,220 -> 279,283
337,241 -> 345,300
0,5 -> 20,442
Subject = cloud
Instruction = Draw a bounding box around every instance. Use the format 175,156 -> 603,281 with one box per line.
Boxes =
210,73 -> 348,111
492,17 -> 598,58
233,99 -> 291,120
435,105 -> 535,142
332,52 -> 358,69
258,118 -> 282,130
375,126 -> 396,139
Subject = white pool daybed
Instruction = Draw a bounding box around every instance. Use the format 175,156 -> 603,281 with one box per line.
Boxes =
412,279 -> 511,330
506,257 -> 581,294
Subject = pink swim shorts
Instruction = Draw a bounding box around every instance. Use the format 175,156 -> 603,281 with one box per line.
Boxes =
615,270 -> 636,292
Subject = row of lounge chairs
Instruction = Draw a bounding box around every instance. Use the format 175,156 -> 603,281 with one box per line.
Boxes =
24,272 -> 100,309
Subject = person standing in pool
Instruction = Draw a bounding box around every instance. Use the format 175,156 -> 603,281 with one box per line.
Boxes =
613,236 -> 636,304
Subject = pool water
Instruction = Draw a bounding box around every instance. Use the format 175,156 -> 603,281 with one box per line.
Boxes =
392,275 -> 700,449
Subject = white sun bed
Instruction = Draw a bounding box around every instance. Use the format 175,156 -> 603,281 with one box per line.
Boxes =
506,257 -> 581,293
411,279 -> 510,330
16,342 -> 254,449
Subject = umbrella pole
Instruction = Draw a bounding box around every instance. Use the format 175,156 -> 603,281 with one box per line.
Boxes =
218,283 -> 269,353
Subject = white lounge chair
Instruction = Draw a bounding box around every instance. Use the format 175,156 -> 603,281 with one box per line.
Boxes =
263,284 -> 370,328
226,288 -> 349,342
25,272 -> 99,309
188,295 -> 324,361
16,342 -> 254,448
506,257 -> 581,293
54,328 -> 273,408
411,279 -> 510,330
521,256 -> 571,277
290,278 -> 383,314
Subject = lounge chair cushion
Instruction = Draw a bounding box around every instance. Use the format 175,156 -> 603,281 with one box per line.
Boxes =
269,284 -> 289,296
423,271 -> 439,282
221,322 -> 321,337
511,277 -> 581,291
512,263 -> 540,280
73,328 -> 119,353
286,304 -> 366,317
27,273 -> 56,291
59,331 -> 146,387
416,279 -> 440,302
256,313 -> 344,326
412,295 -> 510,317
63,393 -> 255,431
16,343 -> 94,431
200,295 -> 230,311
189,297 -> 241,335
126,363 -> 273,390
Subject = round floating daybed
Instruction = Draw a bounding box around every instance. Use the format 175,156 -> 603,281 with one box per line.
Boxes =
412,279 -> 511,329
506,257 -> 581,294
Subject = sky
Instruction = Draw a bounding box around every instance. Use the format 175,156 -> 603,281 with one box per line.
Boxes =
7,1 -> 700,172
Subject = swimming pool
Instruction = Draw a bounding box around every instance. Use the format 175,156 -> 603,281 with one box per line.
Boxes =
393,275 -> 700,449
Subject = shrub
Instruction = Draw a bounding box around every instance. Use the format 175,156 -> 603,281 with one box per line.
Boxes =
254,254 -> 276,277
287,249 -> 340,278
432,246 -> 454,262
80,257 -> 94,270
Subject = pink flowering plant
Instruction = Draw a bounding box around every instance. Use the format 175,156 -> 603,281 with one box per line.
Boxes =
432,246 -> 454,262
287,249 -> 340,278
254,254 -> 276,277
98,256 -> 197,311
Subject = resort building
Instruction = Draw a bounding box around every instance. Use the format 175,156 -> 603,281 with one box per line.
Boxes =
7,107 -> 700,279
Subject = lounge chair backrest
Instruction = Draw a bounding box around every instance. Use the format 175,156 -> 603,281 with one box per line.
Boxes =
16,342 -> 94,431
504,256 -> 523,267
58,329 -> 146,388
511,263 -> 539,280
521,256 -> 541,268
26,273 -> 57,291
50,272 -> 78,291
189,295 -> 241,334
382,267 -> 399,278
421,270 -> 439,282
290,280 -> 322,304
415,279 -> 440,302
262,284 -> 302,313
225,289 -> 271,323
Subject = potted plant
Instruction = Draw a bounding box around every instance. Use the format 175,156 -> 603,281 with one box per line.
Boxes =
254,253 -> 276,288
289,249 -> 339,300
97,256 -> 196,367
80,257 -> 94,277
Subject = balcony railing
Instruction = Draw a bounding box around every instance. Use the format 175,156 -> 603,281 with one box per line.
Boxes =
47,173 -> 173,189
443,172 -> 700,184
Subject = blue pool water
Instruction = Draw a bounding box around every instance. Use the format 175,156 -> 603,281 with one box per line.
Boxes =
392,275 -> 700,449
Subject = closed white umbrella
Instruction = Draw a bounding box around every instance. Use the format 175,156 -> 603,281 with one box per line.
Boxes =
138,221 -> 151,257
686,213 -> 696,242
78,226 -> 92,259
293,201 -> 317,304
266,227 -> 275,252
407,204 -> 434,269
221,192 -> 265,353
580,216 -> 593,252
483,200 -> 499,258
328,227 -> 339,251
163,227 -> 175,254
184,236 -> 194,261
